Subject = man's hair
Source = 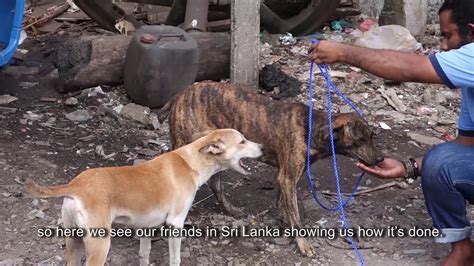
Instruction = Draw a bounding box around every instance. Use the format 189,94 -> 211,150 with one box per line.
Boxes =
439,0 -> 474,37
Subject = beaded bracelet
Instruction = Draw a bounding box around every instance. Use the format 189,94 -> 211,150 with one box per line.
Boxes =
402,158 -> 419,183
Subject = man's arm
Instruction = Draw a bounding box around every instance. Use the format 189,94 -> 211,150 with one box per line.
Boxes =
309,41 -> 443,84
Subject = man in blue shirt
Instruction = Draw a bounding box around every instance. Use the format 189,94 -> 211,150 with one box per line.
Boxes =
309,0 -> 473,264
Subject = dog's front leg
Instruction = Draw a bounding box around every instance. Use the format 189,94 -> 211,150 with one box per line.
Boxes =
139,238 -> 151,266
276,161 -> 316,257
209,173 -> 245,217
168,236 -> 182,266
166,216 -> 187,266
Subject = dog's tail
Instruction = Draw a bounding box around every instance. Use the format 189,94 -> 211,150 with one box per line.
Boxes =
157,93 -> 181,123
25,178 -> 73,198
157,101 -> 171,123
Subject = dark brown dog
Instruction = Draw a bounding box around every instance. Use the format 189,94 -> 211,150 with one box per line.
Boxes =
164,81 -> 383,257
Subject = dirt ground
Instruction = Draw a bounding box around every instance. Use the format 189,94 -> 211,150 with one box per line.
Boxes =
0,29 -> 470,265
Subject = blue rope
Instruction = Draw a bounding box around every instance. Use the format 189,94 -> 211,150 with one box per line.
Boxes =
305,63 -> 364,212
306,39 -> 365,266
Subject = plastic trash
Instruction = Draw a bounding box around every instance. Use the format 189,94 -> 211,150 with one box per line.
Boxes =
331,19 -> 353,32
0,0 -> 25,67
354,25 -> 418,53
350,29 -> 364,39
124,25 -> 198,108
279,32 -> 297,45
19,30 -> 27,45
66,0 -> 80,13
328,34 -> 344,43
359,19 -> 377,32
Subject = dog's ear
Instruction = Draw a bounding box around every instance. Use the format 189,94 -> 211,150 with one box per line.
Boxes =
192,130 -> 214,141
199,141 -> 225,155
332,114 -> 352,130
321,114 -> 349,140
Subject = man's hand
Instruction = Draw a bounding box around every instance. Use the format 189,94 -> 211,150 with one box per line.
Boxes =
308,40 -> 347,64
356,158 -> 406,179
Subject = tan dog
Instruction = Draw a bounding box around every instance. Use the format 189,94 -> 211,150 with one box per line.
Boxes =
25,129 -> 262,266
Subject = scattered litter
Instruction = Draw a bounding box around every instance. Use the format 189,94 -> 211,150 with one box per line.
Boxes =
350,29 -> 364,39
48,69 -> 59,79
66,0 -> 80,13
358,19 -> 377,32
65,109 -> 91,122
115,18 -> 136,36
379,87 -> 407,112
19,30 -> 27,45
82,86 -> 105,98
328,70 -> 349,79
259,65 -> 302,99
150,114 -> 160,130
330,19 -> 353,32
279,33 -> 297,46
23,3 -> 70,31
120,103 -> 156,127
26,209 -> 47,220
23,111 -> 44,121
379,122 -> 391,130
78,135 -> 94,141
328,34 -> 344,43
316,217 -> 328,226
95,145 -> 117,160
355,25 -> 418,53
0,95 -> 18,105
133,159 -> 147,165
64,97 -> 79,106
13,49 -> 29,61
113,104 -> 124,114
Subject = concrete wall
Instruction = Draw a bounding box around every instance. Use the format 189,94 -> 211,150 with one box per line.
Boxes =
427,0 -> 443,23
358,0 -> 385,18
357,0 -> 442,23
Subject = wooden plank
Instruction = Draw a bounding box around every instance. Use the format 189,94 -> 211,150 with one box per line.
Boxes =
230,0 -> 260,87
56,33 -> 231,92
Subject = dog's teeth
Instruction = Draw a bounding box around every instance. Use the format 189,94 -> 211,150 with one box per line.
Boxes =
240,159 -> 251,171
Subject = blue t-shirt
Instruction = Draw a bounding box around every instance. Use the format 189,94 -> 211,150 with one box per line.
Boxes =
430,43 -> 474,136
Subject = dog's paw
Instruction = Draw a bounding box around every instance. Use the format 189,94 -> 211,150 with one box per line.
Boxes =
296,237 -> 316,257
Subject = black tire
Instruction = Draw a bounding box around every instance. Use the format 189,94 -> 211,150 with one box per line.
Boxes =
74,0 -> 337,36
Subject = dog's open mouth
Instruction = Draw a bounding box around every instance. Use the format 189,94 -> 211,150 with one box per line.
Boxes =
239,158 -> 252,172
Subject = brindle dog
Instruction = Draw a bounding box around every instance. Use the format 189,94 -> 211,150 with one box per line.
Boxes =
164,81 -> 383,257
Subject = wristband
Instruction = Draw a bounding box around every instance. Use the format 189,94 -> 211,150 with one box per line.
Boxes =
409,158 -> 420,178
402,158 -> 419,183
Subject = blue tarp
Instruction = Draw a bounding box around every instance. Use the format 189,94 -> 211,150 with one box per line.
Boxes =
0,0 -> 25,67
